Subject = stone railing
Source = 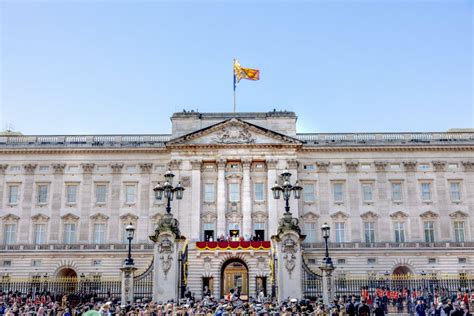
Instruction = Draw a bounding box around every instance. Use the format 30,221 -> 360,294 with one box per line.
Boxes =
302,241 -> 474,249
296,132 -> 474,146
0,243 -> 155,251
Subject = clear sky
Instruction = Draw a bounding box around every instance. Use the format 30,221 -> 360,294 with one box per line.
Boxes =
0,0 -> 472,135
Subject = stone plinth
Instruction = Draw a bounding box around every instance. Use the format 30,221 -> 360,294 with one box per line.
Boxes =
120,265 -> 137,304
320,261 -> 335,307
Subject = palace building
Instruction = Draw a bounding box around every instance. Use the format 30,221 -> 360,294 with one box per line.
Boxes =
0,111 -> 473,299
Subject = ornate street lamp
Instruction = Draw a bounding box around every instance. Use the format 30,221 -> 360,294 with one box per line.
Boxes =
153,169 -> 185,214
125,223 -> 135,266
271,169 -> 303,214
321,223 -> 333,266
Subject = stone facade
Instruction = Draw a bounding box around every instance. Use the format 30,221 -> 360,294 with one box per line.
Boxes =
0,111 -> 473,299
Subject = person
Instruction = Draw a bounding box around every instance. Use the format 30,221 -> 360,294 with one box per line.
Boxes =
374,301 -> 385,316
444,299 -> 454,316
202,286 -> 211,298
257,289 -> 264,304
345,297 -> 355,316
460,301 -> 471,316
358,297 -> 371,316
416,299 -> 428,316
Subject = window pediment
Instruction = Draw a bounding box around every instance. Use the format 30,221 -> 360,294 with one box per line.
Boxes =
90,212 -> 109,221
120,212 -> 139,222
61,213 -> 79,221
390,211 -> 409,219
419,211 -> 439,219
201,211 -> 217,223
330,211 -> 348,220
360,211 -> 378,220
2,213 -> 20,221
150,212 -> 164,222
251,211 -> 268,222
31,213 -> 50,222
302,211 -> 319,221
449,210 -> 468,219
226,211 -> 242,222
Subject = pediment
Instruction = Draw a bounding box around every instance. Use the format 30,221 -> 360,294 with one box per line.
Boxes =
90,212 -> 109,221
150,213 -> 164,222
120,212 -> 139,222
390,211 -> 409,219
330,211 -> 348,220
449,210 -> 468,219
201,211 -> 217,223
360,211 -> 378,220
2,213 -> 20,221
251,211 -> 268,222
31,213 -> 50,222
419,211 -> 439,219
61,213 -> 79,221
302,211 -> 319,221
166,118 -> 302,147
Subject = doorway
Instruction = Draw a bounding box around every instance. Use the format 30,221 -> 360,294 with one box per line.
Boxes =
221,259 -> 248,300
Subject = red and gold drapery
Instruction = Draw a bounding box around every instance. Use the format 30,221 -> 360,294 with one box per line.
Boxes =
196,241 -> 271,250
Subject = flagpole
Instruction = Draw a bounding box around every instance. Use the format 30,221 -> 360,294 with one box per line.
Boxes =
233,59 -> 236,112
233,89 -> 236,113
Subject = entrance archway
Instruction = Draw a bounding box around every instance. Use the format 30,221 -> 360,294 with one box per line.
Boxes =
56,268 -> 78,294
221,259 -> 249,300
57,268 -> 78,278
392,266 -> 413,275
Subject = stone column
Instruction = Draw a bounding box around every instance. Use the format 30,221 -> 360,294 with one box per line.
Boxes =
50,163 -> 66,242
374,161 -> 390,241
216,159 -> 227,237
79,163 -> 94,242
0,165 -> 8,211
287,159 -> 299,219
19,164 -> 37,241
120,265 -> 137,304
190,160 -> 202,241
316,162 -> 330,217
108,163 -> 124,243
266,159 -> 278,237
320,263 -> 335,307
139,163 -> 153,243
150,214 -> 185,303
461,161 -> 474,237
271,213 -> 305,302
242,159 -> 252,238
345,161 -> 360,241
433,161 -> 449,240
403,161 -> 419,241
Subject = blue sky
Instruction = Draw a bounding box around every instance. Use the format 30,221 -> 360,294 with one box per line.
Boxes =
0,0 -> 472,135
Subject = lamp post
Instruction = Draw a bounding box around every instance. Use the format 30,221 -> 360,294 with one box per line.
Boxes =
125,223 -> 135,266
320,222 -> 335,307
153,169 -> 185,214
271,169 -> 302,214
321,223 -> 333,266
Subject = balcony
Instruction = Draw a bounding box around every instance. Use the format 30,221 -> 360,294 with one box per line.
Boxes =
0,243 -> 155,252
195,240 -> 271,251
302,241 -> 474,250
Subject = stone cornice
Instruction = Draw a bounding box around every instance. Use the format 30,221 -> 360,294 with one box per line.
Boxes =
52,163 -> 66,174
299,145 -> 474,153
374,161 -> 388,172
0,164 -> 8,174
315,161 -> 330,172
23,163 -> 37,174
139,163 -> 153,173
110,163 -> 124,173
432,161 -> 447,172
345,161 -> 359,173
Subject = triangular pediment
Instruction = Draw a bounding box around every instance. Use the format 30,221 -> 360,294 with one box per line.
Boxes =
90,212 -> 109,221
302,211 -> 319,221
449,210 -> 468,219
120,212 -> 139,222
360,211 -> 378,220
150,212 -> 164,222
61,213 -> 79,221
167,118 -> 302,147
2,213 -> 20,221
330,211 -> 349,220
419,211 -> 439,219
31,213 -> 50,222
390,211 -> 409,219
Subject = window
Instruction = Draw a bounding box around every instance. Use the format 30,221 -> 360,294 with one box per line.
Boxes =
303,223 -> 316,243
32,260 -> 42,267
458,258 -> 467,264
424,221 -> 435,242
450,182 -> 461,202
39,166 -> 49,172
337,259 -> 346,264
2,261 -> 11,267
394,222 -> 405,243
448,163 -> 458,170
428,258 -> 437,264
66,185 -> 78,204
96,185 -> 107,204
229,183 -> 240,202
229,163 -> 239,169
253,222 -> 265,241
254,183 -> 264,201
37,185 -> 48,204
93,224 -> 106,244
361,164 -> 371,170
333,183 -> 344,202
335,223 -> 345,243
364,222 -> 375,243
391,183 -> 402,202
204,183 -> 215,202
419,164 -> 429,171
303,164 -> 315,170
64,223 -> 76,244
367,258 -> 376,264
421,183 -> 431,201
202,222 -> 216,241
92,260 -> 102,266
454,221 -> 465,242
125,185 -> 136,204
34,224 -> 46,245
8,185 -> 19,204
303,184 -> 315,202
3,224 -> 16,245
362,184 -> 373,202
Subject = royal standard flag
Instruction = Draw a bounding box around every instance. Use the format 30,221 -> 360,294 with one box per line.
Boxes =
233,59 -> 260,91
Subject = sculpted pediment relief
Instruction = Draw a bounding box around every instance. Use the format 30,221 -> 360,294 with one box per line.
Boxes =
419,211 -> 439,219
201,211 -> 217,223
449,210 -> 468,219
90,212 -> 109,221
120,212 -> 139,222
251,211 -> 268,222
2,213 -> 20,221
360,211 -> 378,220
302,212 -> 319,221
150,213 -> 164,222
31,213 -> 50,222
61,213 -> 79,221
330,211 -> 348,220
166,118 -> 302,147
390,211 -> 409,219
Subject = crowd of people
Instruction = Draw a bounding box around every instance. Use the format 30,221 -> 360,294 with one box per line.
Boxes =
0,286 -> 473,315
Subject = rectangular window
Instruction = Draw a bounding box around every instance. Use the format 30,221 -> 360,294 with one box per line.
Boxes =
8,185 -> 19,204
125,185 -> 136,204
229,183 -> 240,202
204,183 -> 215,202
34,224 -> 46,245
3,224 -> 16,245
394,222 -> 405,243
39,166 -> 49,172
64,223 -> 76,244
93,224 -> 106,244
303,223 -> 316,243
450,182 -> 461,202
454,221 -> 465,242
391,183 -> 402,202
421,183 -> 431,201
337,259 -> 346,264
37,185 -> 48,204
362,184 -> 373,202
96,185 -> 107,204
364,222 -> 375,243
303,184 -> 315,202
428,258 -> 437,264
458,258 -> 467,264
202,222 -> 216,241
253,222 -> 265,241
367,258 -> 376,264
254,183 -> 264,201
335,222 -> 345,243
419,164 -> 429,171
424,221 -> 435,242
333,183 -> 344,202
303,164 -> 315,170
66,185 -> 78,204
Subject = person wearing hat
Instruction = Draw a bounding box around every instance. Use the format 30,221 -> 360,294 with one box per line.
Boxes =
358,297 -> 371,316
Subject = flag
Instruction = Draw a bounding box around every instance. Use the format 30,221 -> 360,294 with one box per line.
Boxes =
233,59 -> 260,91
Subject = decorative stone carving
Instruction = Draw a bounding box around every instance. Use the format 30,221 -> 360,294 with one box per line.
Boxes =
111,163 -> 124,173
201,212 -> 217,223
374,161 -> 388,172
345,161 -> 359,173
168,160 -> 181,170
213,124 -> 255,144
157,237 -> 174,280
23,163 -> 37,174
330,211 -> 349,220
301,212 -> 319,221
190,160 -> 202,170
217,159 -> 227,169
149,213 -> 182,241
449,210 -> 468,219
360,211 -> 378,221
51,163 -> 66,174
90,213 -> 109,221
0,164 -> 9,174
419,211 -> 439,219
81,163 -> 95,174
31,213 -> 50,222
181,176 -> 191,187
389,211 -> 409,219
139,163 -> 153,173
61,213 -> 80,222
432,161 -> 447,172
461,161 -> 474,172
120,213 -> 139,223
403,161 -> 417,172
241,159 -> 252,169
2,214 -> 20,221
203,257 -> 212,272
276,212 -> 302,237
316,161 -> 330,173
287,159 -> 298,170
266,159 -> 278,169
251,211 -> 268,223
282,236 -> 297,276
